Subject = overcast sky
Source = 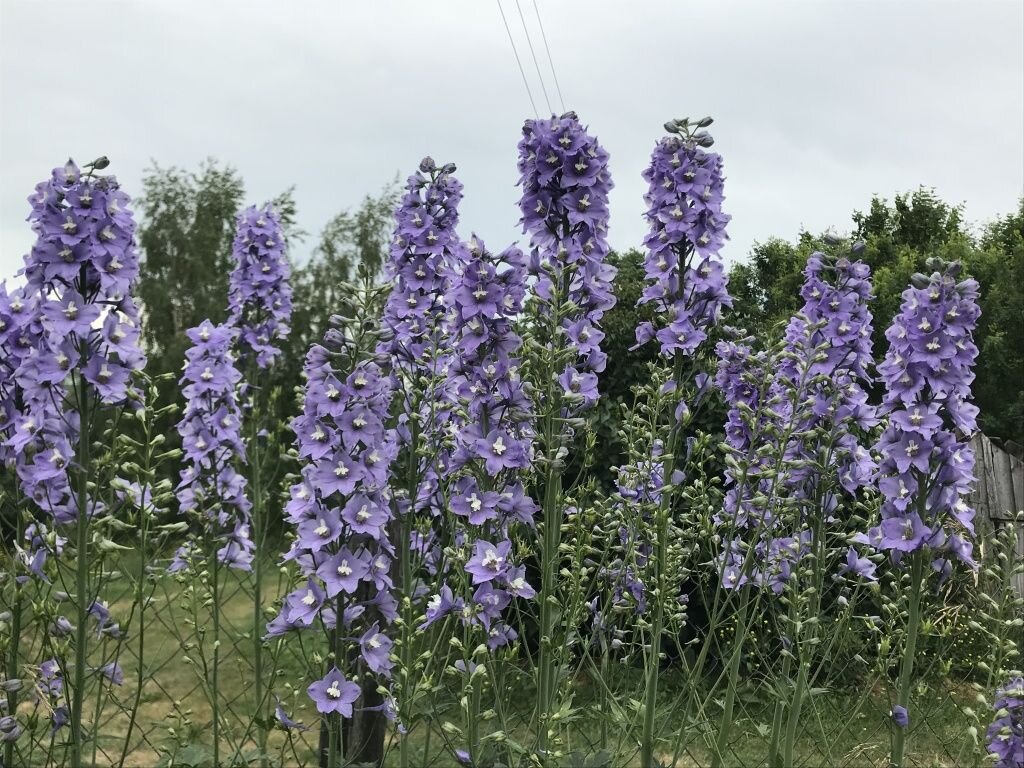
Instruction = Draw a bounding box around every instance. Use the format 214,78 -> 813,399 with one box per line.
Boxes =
2,0 -> 1022,282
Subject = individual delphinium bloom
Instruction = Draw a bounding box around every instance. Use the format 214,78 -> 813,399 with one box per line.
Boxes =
268,304 -> 398,725
868,258 -> 980,571
172,320 -> 254,571
986,677 -> 1024,768
308,667 -> 361,717
227,204 -> 292,369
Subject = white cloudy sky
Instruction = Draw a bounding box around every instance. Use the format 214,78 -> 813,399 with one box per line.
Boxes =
1,0 -> 1022,281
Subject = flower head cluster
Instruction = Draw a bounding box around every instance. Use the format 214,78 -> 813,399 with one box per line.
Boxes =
172,320 -> 253,571
987,677 -> 1024,768
422,236 -> 537,651
517,111 -> 616,409
270,322 -> 398,712
227,204 -> 292,368
3,159 -> 145,525
866,260 -> 980,571
635,119 -> 732,367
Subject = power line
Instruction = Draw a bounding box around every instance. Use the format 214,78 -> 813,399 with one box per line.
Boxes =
515,0 -> 553,115
496,0 -> 539,117
532,0 -> 566,112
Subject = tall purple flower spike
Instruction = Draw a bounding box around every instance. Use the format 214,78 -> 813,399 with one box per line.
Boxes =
420,235 -> 537,650
599,119 -> 732,619
517,111 -> 616,411
635,119 -> 732,378
268,324 -> 398,714
379,158 -> 464,521
3,159 -> 146,526
716,247 -> 879,592
172,320 -> 254,572
862,260 -> 980,574
227,204 -> 292,369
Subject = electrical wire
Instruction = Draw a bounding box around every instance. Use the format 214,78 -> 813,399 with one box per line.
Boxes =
496,0 -> 539,117
515,0 -> 553,115
532,0 -> 566,112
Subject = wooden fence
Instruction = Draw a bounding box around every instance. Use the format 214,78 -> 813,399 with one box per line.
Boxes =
969,432 -> 1024,596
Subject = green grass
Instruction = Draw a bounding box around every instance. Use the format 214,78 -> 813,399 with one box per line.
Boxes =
9,551 -> 992,767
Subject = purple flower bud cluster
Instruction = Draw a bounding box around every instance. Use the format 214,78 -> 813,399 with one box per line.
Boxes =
634,128 -> 732,366
227,204 -> 292,369
421,236 -> 537,651
517,112 -> 616,409
2,160 -> 146,525
987,677 -> 1024,768
866,263 -> 980,571
270,329 -> 398,712
172,320 -> 254,572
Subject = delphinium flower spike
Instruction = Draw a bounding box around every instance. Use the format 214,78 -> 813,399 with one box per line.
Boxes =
872,257 -> 980,768
375,158 -> 466,749
516,110 -> 614,755
426,234 -> 536,763
227,204 -> 292,369
268,287 -> 398,735
869,258 -> 980,570
2,157 -> 147,763
172,320 -> 254,572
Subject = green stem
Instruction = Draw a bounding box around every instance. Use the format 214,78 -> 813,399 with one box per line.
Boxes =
769,597 -> 798,768
4,509 -> 24,768
71,374 -> 91,768
711,589 -> 752,768
212,549 -> 221,767
891,551 -> 924,768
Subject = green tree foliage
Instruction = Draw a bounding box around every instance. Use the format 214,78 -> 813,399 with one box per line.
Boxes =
727,188 -> 1024,442
137,161 -> 245,374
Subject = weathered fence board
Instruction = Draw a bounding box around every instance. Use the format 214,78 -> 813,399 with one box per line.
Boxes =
969,432 -> 1024,597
